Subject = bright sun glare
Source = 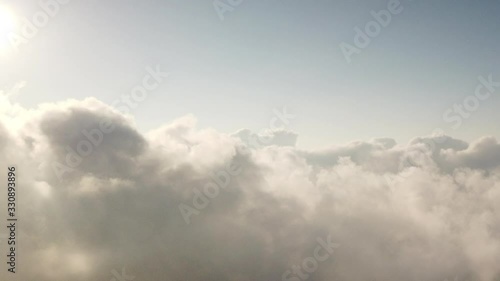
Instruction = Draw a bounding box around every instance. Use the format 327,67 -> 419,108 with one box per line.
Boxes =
0,6 -> 16,49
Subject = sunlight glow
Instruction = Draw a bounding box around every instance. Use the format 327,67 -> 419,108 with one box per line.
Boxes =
0,6 -> 17,50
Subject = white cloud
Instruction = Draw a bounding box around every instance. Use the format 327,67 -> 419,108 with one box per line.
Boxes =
1,95 -> 500,281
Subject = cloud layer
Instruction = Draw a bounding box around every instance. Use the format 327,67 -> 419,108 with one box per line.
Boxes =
1,96 -> 500,281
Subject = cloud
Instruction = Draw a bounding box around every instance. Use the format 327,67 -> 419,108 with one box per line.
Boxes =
1,96 -> 500,281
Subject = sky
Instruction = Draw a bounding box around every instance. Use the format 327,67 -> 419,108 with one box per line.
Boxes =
1,0 -> 499,148
1,1 -> 500,281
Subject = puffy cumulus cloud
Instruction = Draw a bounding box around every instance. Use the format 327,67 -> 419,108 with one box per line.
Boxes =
1,95 -> 500,281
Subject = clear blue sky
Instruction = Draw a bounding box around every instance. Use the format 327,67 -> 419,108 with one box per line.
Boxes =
1,0 -> 499,148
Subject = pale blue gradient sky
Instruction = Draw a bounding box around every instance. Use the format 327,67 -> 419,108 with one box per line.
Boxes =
1,0 -> 499,148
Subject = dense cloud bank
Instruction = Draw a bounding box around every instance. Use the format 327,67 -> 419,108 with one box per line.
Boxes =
1,97 -> 500,281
